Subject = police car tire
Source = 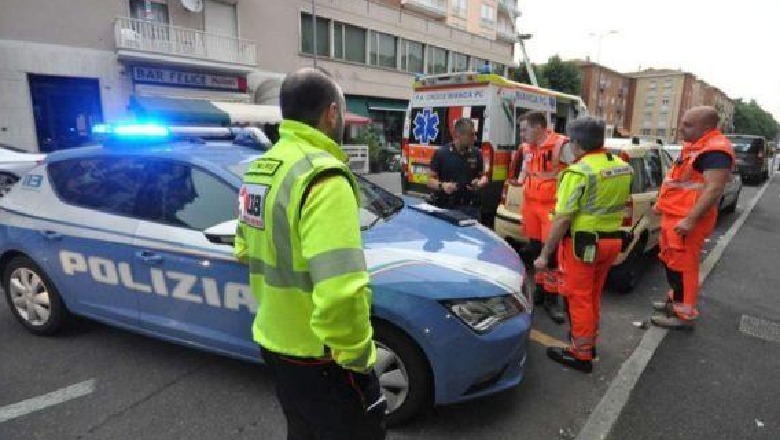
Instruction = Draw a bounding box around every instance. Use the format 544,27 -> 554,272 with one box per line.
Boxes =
374,322 -> 433,427
3,256 -> 68,336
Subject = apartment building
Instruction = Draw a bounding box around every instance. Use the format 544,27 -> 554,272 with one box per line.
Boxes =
625,69 -> 734,143
0,0 -> 518,152
575,60 -> 631,137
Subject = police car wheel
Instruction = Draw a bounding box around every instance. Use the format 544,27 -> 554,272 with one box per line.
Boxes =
374,322 -> 432,427
3,256 -> 68,335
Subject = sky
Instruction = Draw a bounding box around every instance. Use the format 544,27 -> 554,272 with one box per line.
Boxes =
517,0 -> 780,122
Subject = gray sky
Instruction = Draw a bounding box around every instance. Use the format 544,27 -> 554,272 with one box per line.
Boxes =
517,0 -> 780,121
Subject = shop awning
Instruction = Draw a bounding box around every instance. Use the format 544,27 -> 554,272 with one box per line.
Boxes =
130,96 -> 283,126
345,112 -> 372,125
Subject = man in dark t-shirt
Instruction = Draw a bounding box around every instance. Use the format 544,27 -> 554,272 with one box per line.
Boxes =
426,118 -> 487,218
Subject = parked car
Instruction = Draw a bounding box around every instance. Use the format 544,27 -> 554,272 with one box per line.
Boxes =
0,124 -> 532,426
494,138 -> 674,293
727,134 -> 771,184
0,143 -> 46,197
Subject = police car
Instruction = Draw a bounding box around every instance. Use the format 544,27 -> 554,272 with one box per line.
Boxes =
0,123 -> 532,425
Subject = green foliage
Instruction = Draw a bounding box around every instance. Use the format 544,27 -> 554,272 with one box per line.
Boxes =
732,99 -> 779,140
508,55 -> 581,95
355,124 -> 381,163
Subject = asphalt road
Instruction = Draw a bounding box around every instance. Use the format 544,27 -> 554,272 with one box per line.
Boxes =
0,174 -> 765,440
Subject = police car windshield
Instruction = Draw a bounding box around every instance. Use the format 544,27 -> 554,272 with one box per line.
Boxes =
228,161 -> 403,230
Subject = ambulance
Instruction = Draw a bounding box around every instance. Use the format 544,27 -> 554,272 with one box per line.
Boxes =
401,72 -> 587,221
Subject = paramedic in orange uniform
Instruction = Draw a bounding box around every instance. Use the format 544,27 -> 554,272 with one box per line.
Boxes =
651,106 -> 735,329
519,111 -> 570,323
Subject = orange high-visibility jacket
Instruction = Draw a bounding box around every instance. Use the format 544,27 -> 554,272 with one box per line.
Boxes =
656,129 -> 735,221
523,131 -> 569,203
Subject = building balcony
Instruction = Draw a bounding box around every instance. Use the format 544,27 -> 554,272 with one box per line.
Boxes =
496,25 -> 517,42
497,0 -> 519,18
114,17 -> 258,72
401,0 -> 447,18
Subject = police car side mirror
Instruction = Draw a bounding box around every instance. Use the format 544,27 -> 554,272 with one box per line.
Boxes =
204,220 -> 238,246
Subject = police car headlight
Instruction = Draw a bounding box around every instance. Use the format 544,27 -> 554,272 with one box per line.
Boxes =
442,295 -> 525,333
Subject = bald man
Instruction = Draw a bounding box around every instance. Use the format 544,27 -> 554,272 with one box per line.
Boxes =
651,106 -> 735,329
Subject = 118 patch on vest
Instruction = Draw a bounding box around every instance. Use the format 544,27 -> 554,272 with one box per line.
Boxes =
239,183 -> 270,229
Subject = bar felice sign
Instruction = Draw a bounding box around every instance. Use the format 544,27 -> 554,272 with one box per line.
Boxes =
132,66 -> 247,92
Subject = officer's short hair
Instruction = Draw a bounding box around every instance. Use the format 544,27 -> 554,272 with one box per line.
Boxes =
567,116 -> 605,152
453,117 -> 474,135
523,111 -> 548,129
280,67 -> 341,128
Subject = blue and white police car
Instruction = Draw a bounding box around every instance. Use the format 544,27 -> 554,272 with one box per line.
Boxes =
0,124 -> 532,424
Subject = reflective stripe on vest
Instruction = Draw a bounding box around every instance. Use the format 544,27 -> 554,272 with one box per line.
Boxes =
244,152 -> 360,291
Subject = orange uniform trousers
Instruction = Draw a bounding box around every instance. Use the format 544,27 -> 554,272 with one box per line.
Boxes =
558,236 -> 623,360
658,214 -> 716,321
522,199 -> 560,293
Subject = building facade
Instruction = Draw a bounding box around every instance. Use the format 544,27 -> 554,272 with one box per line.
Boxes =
0,0 -> 518,152
576,60 -> 631,137
625,69 -> 733,143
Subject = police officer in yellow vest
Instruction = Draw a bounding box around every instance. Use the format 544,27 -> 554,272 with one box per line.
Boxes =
534,117 -> 632,373
234,68 -> 386,439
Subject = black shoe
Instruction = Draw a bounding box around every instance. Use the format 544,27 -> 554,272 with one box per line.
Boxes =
546,347 -> 593,373
651,314 -> 695,330
544,295 -> 566,324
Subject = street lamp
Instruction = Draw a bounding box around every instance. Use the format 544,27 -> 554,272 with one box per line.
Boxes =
517,33 -> 537,86
588,30 -> 618,117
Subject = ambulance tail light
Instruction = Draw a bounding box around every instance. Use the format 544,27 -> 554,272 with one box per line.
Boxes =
622,199 -> 634,227
481,142 -> 494,182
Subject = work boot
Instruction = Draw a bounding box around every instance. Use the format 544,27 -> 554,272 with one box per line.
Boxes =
544,295 -> 566,324
546,347 -> 593,373
652,298 -> 674,315
651,314 -> 695,330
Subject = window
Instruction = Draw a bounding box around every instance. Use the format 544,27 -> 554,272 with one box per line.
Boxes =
641,128 -> 652,136
301,13 -> 330,57
657,118 -> 667,128
656,129 -> 666,138
335,23 -> 366,63
400,39 -> 424,73
492,62 -> 505,76
472,56 -> 489,71
49,158 -> 147,216
644,149 -> 664,189
370,31 -> 398,69
451,0 -> 467,17
649,81 -> 657,90
451,52 -> 470,72
662,98 -> 670,106
427,46 -> 449,74
135,161 -> 237,231
205,0 -> 237,38
130,0 -> 169,24
627,158 -> 646,194
664,80 -> 673,89
480,4 -> 495,26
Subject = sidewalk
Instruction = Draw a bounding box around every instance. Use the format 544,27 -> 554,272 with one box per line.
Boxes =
607,177 -> 780,439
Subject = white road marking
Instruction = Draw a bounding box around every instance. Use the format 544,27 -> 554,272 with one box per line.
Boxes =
0,379 -> 96,424
575,177 -> 774,440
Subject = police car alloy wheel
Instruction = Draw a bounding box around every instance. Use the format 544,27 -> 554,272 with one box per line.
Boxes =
3,256 -> 68,335
374,322 -> 433,426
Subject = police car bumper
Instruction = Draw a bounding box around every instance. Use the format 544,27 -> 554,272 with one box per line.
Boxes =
431,311 -> 531,404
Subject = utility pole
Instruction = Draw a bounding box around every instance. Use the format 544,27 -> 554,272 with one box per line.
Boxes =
517,33 -> 537,87
589,30 -> 618,117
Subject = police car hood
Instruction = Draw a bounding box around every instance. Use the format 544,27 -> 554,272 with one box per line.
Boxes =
363,201 -> 524,299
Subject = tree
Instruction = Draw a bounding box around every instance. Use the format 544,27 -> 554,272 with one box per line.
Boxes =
507,55 -> 581,95
732,99 -> 779,140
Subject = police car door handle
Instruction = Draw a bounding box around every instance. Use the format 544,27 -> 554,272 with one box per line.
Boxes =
135,250 -> 163,265
40,230 -> 63,241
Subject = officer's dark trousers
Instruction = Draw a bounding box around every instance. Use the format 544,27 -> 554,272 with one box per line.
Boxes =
262,347 -> 387,440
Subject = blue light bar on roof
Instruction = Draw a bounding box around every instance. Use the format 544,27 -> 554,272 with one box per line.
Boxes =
92,122 -> 170,139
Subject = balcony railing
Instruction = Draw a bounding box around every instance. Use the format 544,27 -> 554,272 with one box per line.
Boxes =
114,17 -> 257,66
401,0 -> 447,18
497,0 -> 518,17
496,26 -> 517,42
